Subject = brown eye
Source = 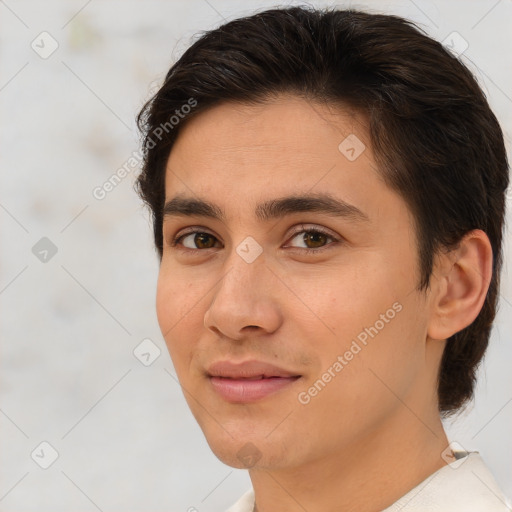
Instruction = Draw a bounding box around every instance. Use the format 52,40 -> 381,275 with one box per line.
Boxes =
288,227 -> 336,250
303,231 -> 329,248
170,225 -> 339,254
172,231 -> 219,249
192,233 -> 216,249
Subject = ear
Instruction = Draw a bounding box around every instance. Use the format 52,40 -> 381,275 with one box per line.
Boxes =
427,229 -> 493,341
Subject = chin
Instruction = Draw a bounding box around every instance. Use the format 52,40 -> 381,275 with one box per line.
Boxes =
201,426 -> 293,470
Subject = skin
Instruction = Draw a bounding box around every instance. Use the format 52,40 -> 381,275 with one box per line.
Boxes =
156,94 -> 493,512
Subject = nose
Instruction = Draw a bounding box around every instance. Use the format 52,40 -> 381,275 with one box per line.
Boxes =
203,250 -> 283,341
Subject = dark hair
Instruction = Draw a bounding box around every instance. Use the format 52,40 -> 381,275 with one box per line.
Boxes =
136,5 -> 509,416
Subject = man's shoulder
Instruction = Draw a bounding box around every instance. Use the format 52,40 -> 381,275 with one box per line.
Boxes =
225,488 -> 254,512
224,452 -> 511,512
383,451 -> 512,512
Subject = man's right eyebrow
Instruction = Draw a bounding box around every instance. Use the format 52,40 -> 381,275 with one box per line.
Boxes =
163,196 -> 224,221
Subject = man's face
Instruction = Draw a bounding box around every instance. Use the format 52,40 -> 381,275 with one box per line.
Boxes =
157,95 -> 436,470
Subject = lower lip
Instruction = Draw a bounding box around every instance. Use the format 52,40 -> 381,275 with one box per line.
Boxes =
209,376 -> 300,402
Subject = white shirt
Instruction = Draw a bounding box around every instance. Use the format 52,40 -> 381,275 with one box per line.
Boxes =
225,451 -> 511,512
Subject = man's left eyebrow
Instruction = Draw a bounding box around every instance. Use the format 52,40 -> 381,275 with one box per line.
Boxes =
162,192 -> 370,223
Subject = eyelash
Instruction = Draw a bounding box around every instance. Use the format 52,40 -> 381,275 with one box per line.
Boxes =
169,225 -> 339,255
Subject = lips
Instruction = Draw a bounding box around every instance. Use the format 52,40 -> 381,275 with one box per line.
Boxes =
206,360 -> 301,379
206,360 -> 301,402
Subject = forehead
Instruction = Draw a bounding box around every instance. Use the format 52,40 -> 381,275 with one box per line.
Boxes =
165,96 -> 375,192
170,95 -> 366,158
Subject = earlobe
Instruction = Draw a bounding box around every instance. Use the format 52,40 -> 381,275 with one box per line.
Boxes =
427,229 -> 493,341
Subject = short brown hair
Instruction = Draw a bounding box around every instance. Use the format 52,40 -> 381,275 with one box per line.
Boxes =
136,6 -> 509,416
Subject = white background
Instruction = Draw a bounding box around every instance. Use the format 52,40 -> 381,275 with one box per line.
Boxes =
1,1 -> 511,511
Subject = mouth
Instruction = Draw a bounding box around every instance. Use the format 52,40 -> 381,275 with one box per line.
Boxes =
208,375 -> 301,402
206,360 -> 302,403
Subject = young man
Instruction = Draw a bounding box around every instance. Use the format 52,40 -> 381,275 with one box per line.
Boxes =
136,6 -> 511,512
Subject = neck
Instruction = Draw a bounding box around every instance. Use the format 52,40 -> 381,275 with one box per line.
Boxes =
248,405 -> 450,512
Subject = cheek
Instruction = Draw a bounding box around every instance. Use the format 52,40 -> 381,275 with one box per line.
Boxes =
155,270 -> 176,335
156,266 -> 201,368
289,262 -> 396,342
156,263 -> 202,328
297,300 -> 425,442
296,260 -> 424,388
